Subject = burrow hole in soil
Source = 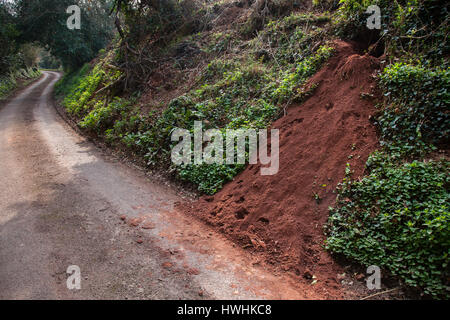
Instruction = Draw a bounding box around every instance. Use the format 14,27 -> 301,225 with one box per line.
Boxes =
352,29 -> 385,58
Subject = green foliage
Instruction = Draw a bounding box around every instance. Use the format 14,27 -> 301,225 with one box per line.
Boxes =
56,3 -> 335,194
57,51 -> 126,122
0,67 -> 41,99
16,0 -> 114,71
179,162 -> 245,195
110,13 -> 334,194
162,44 -> 333,194
240,0 -> 305,36
327,62 -> 449,298
59,38 -> 334,194
328,3 -> 449,298
326,158 -> 449,298
60,65 -> 105,115
20,44 -> 42,68
53,0 -> 449,299
0,75 -> 16,98
205,32 -> 234,55
272,45 -> 334,103
55,64 -> 91,98
39,50 -> 62,70
80,97 -> 132,133
326,1 -> 450,299
377,63 -> 449,151
118,0 -> 202,44
0,0 -> 20,75
256,12 -> 331,65
336,0 -> 449,61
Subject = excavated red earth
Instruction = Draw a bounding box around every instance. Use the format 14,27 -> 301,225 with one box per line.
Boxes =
181,41 -> 381,296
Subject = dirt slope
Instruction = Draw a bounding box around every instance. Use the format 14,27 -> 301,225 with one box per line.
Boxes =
183,41 -> 381,291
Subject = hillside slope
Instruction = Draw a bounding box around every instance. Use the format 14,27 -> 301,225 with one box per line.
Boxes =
184,40 -> 380,288
55,0 -> 449,299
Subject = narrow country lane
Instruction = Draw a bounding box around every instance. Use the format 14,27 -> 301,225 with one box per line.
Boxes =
0,72 -> 306,300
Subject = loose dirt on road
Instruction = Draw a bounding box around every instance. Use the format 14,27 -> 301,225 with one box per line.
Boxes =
0,71 -> 331,299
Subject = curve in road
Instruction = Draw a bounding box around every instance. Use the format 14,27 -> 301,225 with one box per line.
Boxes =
0,71 -> 318,300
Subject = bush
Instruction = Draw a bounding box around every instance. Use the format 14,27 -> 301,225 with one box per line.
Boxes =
80,97 -> 131,133
58,58 -> 123,116
55,64 -> 91,97
0,66 -> 41,99
62,65 -> 105,115
377,63 -> 449,152
241,0 -> 304,36
0,74 -> 16,98
179,162 -> 244,195
326,158 -> 449,298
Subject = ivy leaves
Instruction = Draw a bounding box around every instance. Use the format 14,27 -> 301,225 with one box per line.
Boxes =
378,63 -> 449,154
326,159 -> 450,298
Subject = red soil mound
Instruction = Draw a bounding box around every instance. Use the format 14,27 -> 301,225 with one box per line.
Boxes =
182,41 -> 380,293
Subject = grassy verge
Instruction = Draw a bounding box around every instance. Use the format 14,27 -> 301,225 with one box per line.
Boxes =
0,67 -> 41,100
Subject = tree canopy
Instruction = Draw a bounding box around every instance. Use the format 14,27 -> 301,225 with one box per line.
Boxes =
0,0 -> 114,74
0,0 -> 20,74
